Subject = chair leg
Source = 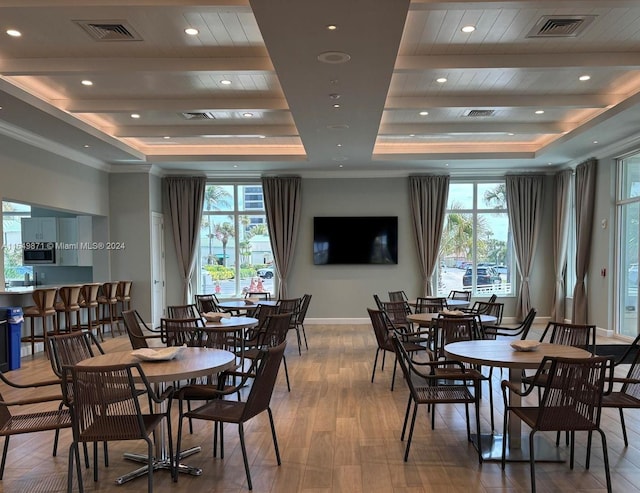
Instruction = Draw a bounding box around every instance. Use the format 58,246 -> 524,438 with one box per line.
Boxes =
282,355 -> 291,391
238,423 -> 252,490
529,430 -> 537,493
404,403 -> 419,461
401,396 -> 412,441
145,437 -> 153,493
267,407 -> 281,465
391,356 -> 397,391
620,408 -> 628,446
598,429 -> 613,493
371,348 -> 380,383
300,323 -> 308,350
0,436 -> 9,479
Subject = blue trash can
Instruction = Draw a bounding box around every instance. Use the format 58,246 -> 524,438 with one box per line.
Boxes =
3,307 -> 23,370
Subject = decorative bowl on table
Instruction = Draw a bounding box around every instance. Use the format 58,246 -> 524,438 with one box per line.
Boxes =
202,311 -> 230,322
244,297 -> 259,305
440,309 -> 466,317
131,346 -> 184,361
510,340 -> 541,352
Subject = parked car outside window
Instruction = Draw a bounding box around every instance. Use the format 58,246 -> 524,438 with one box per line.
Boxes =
257,266 -> 274,279
462,266 -> 501,287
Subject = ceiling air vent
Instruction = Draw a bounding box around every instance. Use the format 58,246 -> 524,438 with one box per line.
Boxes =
74,20 -> 143,41
465,109 -> 495,117
181,112 -> 217,120
527,15 -> 596,38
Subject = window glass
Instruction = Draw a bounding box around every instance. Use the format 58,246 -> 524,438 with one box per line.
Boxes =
2,201 -> 32,288
438,182 -> 513,297
199,184 -> 273,297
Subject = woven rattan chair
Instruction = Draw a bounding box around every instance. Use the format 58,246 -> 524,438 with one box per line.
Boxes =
388,290 -> 409,303
65,362 -> 174,493
160,317 -> 207,347
368,308 -> 425,391
122,310 -> 163,349
277,297 -> 303,354
0,371 -> 70,479
167,304 -> 201,319
174,342 -> 286,490
482,308 -> 536,340
244,291 -> 271,301
391,332 -> 482,463
292,293 -> 311,351
501,356 -> 614,493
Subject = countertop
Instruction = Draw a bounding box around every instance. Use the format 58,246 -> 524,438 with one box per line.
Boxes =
0,284 -> 83,295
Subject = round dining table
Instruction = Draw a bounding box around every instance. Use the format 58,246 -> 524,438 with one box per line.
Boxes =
216,299 -> 278,312
443,340 -> 592,462
78,347 -> 236,484
408,298 -> 469,309
407,312 -> 497,326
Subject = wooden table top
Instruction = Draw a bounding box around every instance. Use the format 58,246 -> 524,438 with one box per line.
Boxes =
408,298 -> 469,308
204,316 -> 258,330
407,312 -> 497,325
444,340 -> 593,370
77,347 -> 236,383
217,300 -> 277,310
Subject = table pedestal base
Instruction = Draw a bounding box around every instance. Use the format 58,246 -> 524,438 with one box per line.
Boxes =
115,446 -> 202,485
472,434 -> 565,463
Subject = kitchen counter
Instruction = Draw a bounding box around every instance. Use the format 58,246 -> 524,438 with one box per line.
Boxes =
0,284 -> 82,295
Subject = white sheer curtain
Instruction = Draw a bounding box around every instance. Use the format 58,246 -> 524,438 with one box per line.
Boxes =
262,176 -> 301,299
164,176 -> 206,303
409,175 -> 449,296
551,170 -> 572,322
506,175 -> 544,320
572,158 -> 597,324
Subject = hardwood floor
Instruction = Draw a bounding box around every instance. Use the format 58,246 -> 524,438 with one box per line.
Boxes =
1,323 -> 640,492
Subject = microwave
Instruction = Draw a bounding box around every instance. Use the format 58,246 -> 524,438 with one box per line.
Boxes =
23,247 -> 56,264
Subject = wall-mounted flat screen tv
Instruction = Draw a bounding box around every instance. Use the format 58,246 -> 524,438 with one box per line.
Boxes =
313,216 -> 398,265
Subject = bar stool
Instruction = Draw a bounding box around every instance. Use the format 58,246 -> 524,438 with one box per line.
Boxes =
97,282 -> 121,337
116,280 -> 132,323
22,287 -> 58,356
55,285 -> 82,333
79,283 -> 102,341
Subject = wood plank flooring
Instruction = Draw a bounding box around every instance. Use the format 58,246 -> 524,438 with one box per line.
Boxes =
1,324 -> 640,492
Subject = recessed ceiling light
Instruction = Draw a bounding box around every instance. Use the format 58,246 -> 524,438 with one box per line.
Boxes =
508,133 -> 515,136
81,80 -> 93,86
535,110 -> 544,114
185,28 -> 199,36
338,164 -> 344,168
461,25 -> 476,33
130,113 -> 140,119
579,75 -> 591,81
163,136 -> 171,139
548,162 -> 552,165
419,111 -> 429,116
329,93 -> 340,100
258,135 -> 266,139
409,134 -> 416,137
593,140 -> 598,144
6,29 -> 21,37
317,51 -> 351,64
445,163 -> 449,167
242,112 -> 254,118
436,77 -> 447,84
336,144 -> 342,147
83,144 -> 90,148
220,79 -> 232,85
333,103 -> 341,108
326,24 -> 338,31
233,164 -> 238,168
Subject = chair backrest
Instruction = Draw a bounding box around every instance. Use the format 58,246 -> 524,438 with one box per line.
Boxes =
167,304 -> 200,319
368,308 -> 394,352
116,280 -> 132,300
122,310 -> 152,349
380,301 -> 410,328
373,294 -> 385,310
32,287 -> 58,312
296,294 -> 312,324
448,290 -> 471,301
388,290 -> 409,303
539,321 -> 597,353
254,303 -> 281,328
100,281 -> 119,302
57,285 -> 81,309
257,312 -> 292,348
66,362 -> 153,442
487,294 -> 498,303
415,297 -> 446,314
160,317 -> 206,347
518,308 -> 537,339
617,335 -> 640,400
277,298 -> 300,317
194,294 -> 219,314
468,300 -> 504,322
534,356 -> 612,432
79,283 -> 100,307
47,331 -> 105,378
242,341 -> 286,421
433,316 -> 476,359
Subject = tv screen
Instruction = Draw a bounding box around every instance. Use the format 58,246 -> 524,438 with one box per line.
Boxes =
313,216 -> 398,265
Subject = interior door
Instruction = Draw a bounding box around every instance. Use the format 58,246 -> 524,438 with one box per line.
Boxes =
151,212 -> 166,329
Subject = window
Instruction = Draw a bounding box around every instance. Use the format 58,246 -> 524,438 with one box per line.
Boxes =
437,182 -> 514,297
615,156 -> 640,338
198,184 -> 273,297
2,201 -> 32,287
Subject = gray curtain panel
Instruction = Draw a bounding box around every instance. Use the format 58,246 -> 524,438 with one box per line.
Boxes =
409,175 -> 450,296
506,175 -> 544,320
551,170 -> 572,322
572,158 -> 597,324
165,176 -> 206,303
262,176 -> 302,299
